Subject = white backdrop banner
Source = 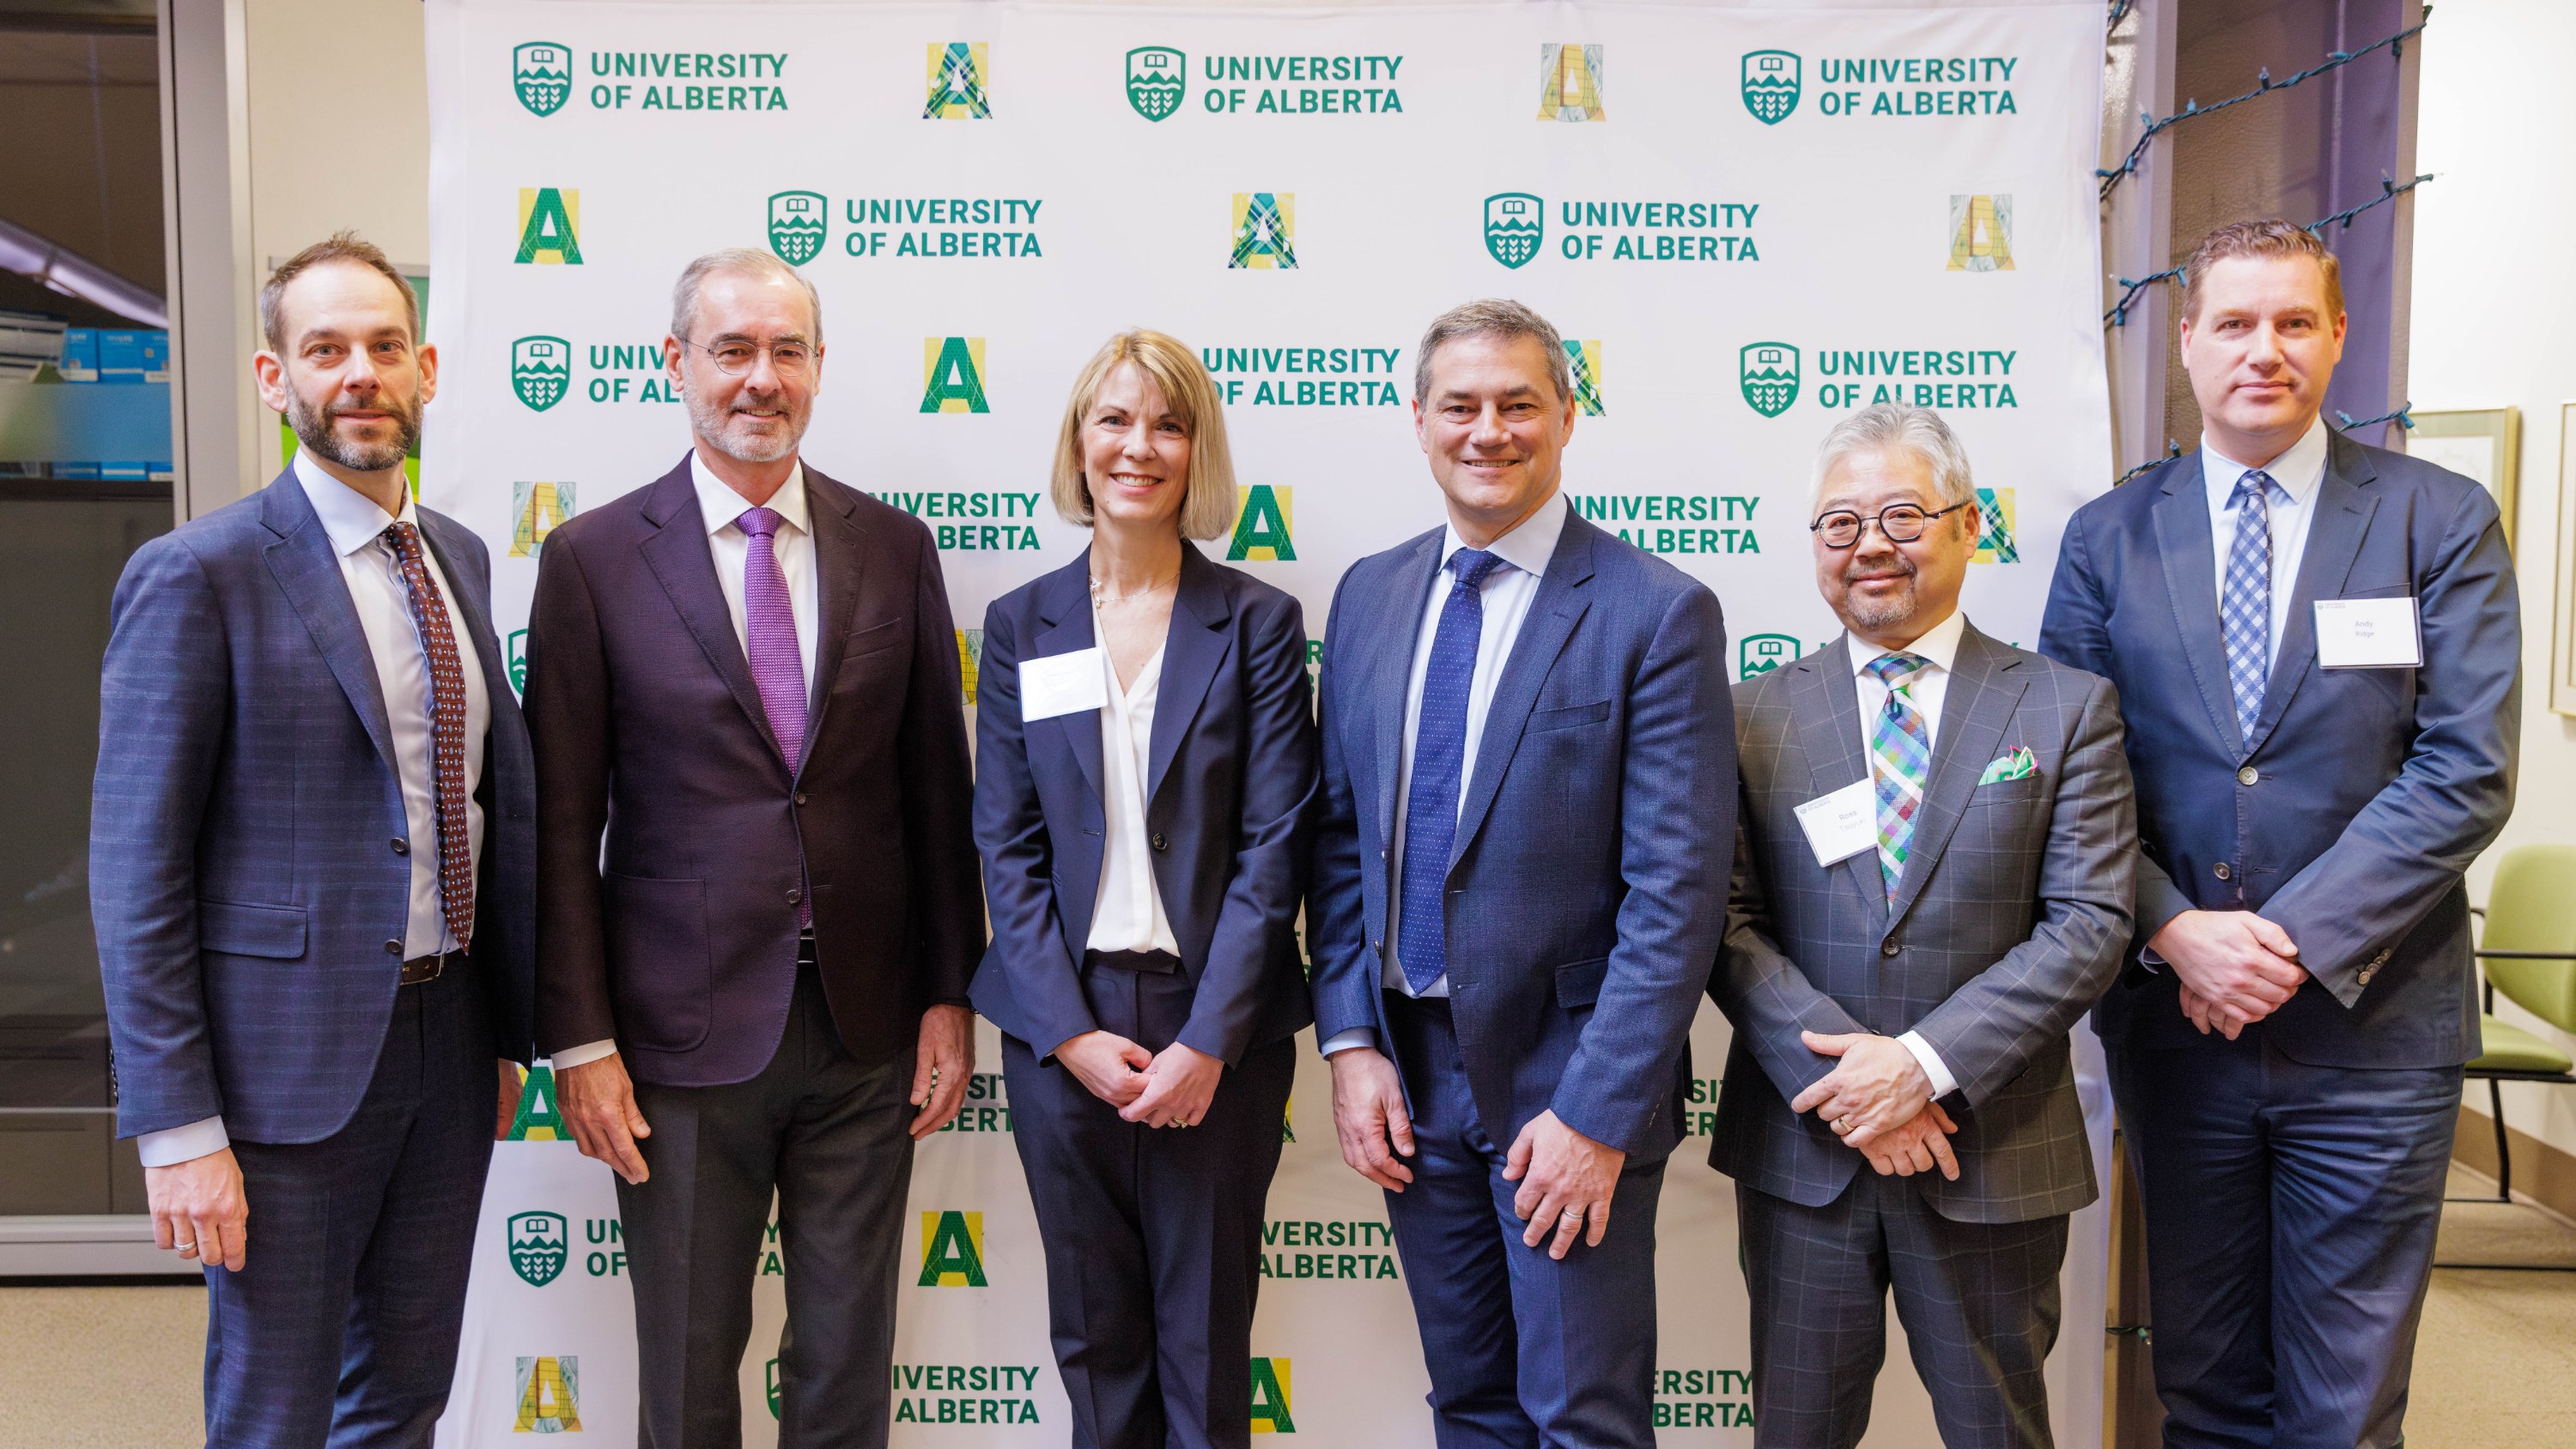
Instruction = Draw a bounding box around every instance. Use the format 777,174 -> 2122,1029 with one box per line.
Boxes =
422,1 -> 2115,1443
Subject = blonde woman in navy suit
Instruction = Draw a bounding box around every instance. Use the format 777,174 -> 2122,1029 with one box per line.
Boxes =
971,330 -> 1316,1449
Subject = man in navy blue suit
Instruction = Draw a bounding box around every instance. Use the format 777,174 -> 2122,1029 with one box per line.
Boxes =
92,233 -> 535,1446
1309,299 -> 1735,1447
2040,220 -> 2519,1447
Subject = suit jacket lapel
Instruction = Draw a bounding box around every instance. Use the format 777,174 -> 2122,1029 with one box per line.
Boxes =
799,470 -> 865,764
2152,454 -> 2245,752
1145,546 -> 1232,806
1032,555 -> 1104,806
259,472 -> 398,772
1449,520 -> 1595,869
1787,638 -> 1882,915
1370,530 -> 1445,848
635,459 -> 787,785
1887,625 -> 2026,929
2245,435 -> 2377,755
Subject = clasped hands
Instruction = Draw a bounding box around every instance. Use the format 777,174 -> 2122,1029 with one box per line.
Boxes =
2148,909 -> 2306,1039
1055,1029 -> 1221,1130
1790,1031 -> 1959,1181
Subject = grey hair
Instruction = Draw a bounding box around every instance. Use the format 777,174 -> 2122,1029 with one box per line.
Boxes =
1413,298 -> 1571,405
670,247 -> 823,344
1811,403 -> 1977,509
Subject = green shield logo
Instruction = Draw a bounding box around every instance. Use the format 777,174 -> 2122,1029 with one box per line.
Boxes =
767,191 -> 827,265
514,43 -> 572,118
1484,193 -> 1542,269
765,1359 -> 781,1420
1741,50 -> 1800,124
507,629 -> 529,696
507,1210 -> 568,1286
512,336 -> 570,412
1740,342 -> 1799,417
1740,634 -> 1803,680
1127,47 -> 1186,121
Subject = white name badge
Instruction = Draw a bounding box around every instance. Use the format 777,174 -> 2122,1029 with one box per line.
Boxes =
1794,778 -> 1880,867
2313,597 -> 2422,669
1019,646 -> 1109,721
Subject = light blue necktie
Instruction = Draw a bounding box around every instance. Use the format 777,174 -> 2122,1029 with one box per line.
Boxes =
2220,473 -> 2280,749
1396,549 -> 1503,993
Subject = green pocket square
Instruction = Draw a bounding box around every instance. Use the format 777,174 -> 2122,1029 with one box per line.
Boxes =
1978,746 -> 2036,785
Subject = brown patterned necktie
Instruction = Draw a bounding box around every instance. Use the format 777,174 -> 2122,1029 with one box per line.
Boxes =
382,522 -> 475,952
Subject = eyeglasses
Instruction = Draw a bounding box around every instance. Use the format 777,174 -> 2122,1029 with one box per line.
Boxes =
1808,500 -> 1976,549
676,336 -> 816,378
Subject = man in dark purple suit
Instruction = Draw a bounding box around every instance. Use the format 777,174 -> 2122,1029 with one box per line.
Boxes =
526,249 -> 982,1448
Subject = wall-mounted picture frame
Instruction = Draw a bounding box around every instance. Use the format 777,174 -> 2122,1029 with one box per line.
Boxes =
2406,407 -> 2521,549
2554,402 -> 2576,718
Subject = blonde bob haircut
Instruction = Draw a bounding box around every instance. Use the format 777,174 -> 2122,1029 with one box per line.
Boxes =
1050,330 -> 1237,542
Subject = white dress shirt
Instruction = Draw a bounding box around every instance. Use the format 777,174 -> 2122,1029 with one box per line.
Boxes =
1321,488 -> 1568,1058
1847,609 -> 1967,1099
2201,416 -> 2330,675
141,452 -> 491,1167
550,451 -> 820,1074
1087,597 -> 1181,955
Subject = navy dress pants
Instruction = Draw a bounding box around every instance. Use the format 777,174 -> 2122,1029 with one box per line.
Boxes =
203,962 -> 496,1449
2109,1027 -> 2463,1449
1380,991 -> 1668,1449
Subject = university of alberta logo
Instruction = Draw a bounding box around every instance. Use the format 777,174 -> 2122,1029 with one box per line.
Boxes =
1948,195 -> 2015,271
1973,488 -> 2020,562
769,191 -> 826,264
1564,340 -> 1604,416
1740,343 -> 1799,417
1228,484 -> 1294,561
506,630 -> 530,697
1249,1357 -> 1295,1433
919,1210 -> 988,1287
512,336 -> 570,411
1741,51 -> 1800,124
513,42 -> 571,117
511,482 -> 575,559
1230,193 -> 1297,270
1484,193 -> 1542,269
1740,633 -> 1802,679
514,188 -> 581,265
1537,44 -> 1605,122
504,1062 -> 566,1138
513,1355 -> 581,1433
924,42 -> 992,119
507,1210 -> 568,1286
766,1359 -> 783,1421
1127,47 -> 1185,120
921,337 -> 990,414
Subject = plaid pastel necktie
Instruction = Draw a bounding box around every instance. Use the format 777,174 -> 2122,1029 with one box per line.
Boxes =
1866,652 -> 1933,900
1396,548 -> 1503,992
382,523 -> 475,951
2221,472 -> 2280,748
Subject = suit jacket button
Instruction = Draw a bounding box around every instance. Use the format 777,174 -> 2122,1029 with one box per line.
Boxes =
2237,766 -> 2259,786
384,939 -> 404,956
1880,938 -> 1901,957
794,792 -> 808,806
786,888 -> 803,906
390,837 -> 409,855
1151,833 -> 1170,852
2214,862 -> 2233,881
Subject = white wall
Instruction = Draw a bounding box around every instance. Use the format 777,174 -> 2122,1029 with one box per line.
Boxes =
2410,0 -> 2576,1161
244,0 -> 431,270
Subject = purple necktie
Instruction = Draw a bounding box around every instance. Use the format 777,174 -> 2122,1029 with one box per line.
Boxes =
736,506 -> 807,773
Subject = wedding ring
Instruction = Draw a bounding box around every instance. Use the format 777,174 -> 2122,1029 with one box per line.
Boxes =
176,1241 -> 198,1257
1558,1207 -> 1584,1222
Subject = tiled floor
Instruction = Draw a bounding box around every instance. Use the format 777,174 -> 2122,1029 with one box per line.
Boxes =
1,1167 -> 2568,1447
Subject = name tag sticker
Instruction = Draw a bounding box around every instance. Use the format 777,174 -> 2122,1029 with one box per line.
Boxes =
1794,778 -> 1880,867
2313,597 -> 2421,669
1019,646 -> 1109,721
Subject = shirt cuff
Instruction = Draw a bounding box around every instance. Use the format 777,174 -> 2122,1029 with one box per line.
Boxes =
547,1039 -> 618,1071
1319,1028 -> 1378,1058
2137,946 -> 2165,972
1896,1031 -> 1959,1100
137,1116 -> 230,1168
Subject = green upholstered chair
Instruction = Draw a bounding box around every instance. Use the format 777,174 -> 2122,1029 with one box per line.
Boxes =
2442,844 -> 2576,1271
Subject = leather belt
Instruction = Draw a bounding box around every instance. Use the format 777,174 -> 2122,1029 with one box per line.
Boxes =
401,951 -> 460,985
1085,949 -> 1182,975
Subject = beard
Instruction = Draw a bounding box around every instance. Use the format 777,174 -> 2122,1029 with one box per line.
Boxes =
686,385 -> 805,464
285,388 -> 418,473
1838,554 -> 1923,632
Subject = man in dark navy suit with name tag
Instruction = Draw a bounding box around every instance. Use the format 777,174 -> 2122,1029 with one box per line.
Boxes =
2040,220 -> 2520,1448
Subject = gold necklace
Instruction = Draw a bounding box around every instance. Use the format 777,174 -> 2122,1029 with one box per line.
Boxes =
1089,568 -> 1177,606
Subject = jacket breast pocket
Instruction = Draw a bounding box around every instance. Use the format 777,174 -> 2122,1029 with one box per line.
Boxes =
601,874 -> 713,1052
1529,700 -> 1612,732
1967,773 -> 2046,809
197,899 -> 307,960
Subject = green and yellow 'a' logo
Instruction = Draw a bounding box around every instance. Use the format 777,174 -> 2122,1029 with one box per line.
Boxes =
921,337 -> 989,414
1229,192 -> 1297,270
515,188 -> 582,265
924,42 -> 992,119
513,1355 -> 581,1432
1227,484 -> 1294,561
956,628 -> 984,707
511,482 -> 575,559
1249,1357 -> 1295,1433
1564,339 -> 1605,416
1972,487 -> 2020,563
1947,194 -> 2014,272
1537,44 -> 1605,122
918,1210 -> 987,1287
506,1062 -> 565,1140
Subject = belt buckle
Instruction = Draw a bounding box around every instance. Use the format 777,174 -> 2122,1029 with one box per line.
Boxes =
401,952 -> 449,985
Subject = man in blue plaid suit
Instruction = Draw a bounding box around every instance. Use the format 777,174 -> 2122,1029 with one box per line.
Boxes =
1711,404 -> 2135,1449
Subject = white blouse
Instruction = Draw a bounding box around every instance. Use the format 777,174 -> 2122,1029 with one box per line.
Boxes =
1085,603 -> 1182,955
